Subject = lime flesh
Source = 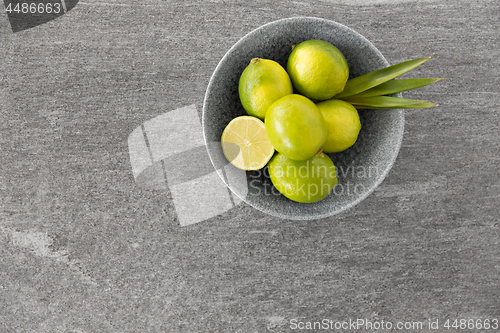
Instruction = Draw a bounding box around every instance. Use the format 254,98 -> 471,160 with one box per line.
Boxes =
221,116 -> 274,170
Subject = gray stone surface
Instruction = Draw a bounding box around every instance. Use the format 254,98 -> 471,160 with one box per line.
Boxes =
1,0 -> 499,332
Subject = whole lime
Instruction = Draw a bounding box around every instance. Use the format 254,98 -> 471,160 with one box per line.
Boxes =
239,58 -> 293,120
268,152 -> 338,203
316,99 -> 361,153
287,39 -> 349,101
265,94 -> 327,161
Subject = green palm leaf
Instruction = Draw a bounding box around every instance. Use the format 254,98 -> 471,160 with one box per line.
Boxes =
334,56 -> 433,98
343,96 -> 438,109
344,78 -> 443,98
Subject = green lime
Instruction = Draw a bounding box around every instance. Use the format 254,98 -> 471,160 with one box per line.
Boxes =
239,58 -> 293,120
316,99 -> 361,153
265,94 -> 327,161
268,152 -> 338,203
287,39 -> 349,101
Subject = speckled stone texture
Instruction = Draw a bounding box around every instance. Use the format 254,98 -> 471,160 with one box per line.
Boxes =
203,17 -> 404,220
1,0 -> 499,332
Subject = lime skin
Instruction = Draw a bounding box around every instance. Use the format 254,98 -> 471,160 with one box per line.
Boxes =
316,99 -> 361,153
268,152 -> 338,203
265,94 -> 327,161
287,39 -> 349,101
239,58 -> 293,120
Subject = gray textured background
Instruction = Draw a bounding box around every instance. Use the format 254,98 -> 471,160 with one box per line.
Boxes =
1,0 -> 499,332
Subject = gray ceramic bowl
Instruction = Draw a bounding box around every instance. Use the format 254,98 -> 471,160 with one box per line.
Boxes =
202,17 -> 404,220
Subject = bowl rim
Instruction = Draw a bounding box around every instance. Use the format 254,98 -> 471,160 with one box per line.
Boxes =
202,16 -> 405,220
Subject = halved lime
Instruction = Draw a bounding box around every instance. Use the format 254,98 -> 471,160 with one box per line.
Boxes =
221,116 -> 275,170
